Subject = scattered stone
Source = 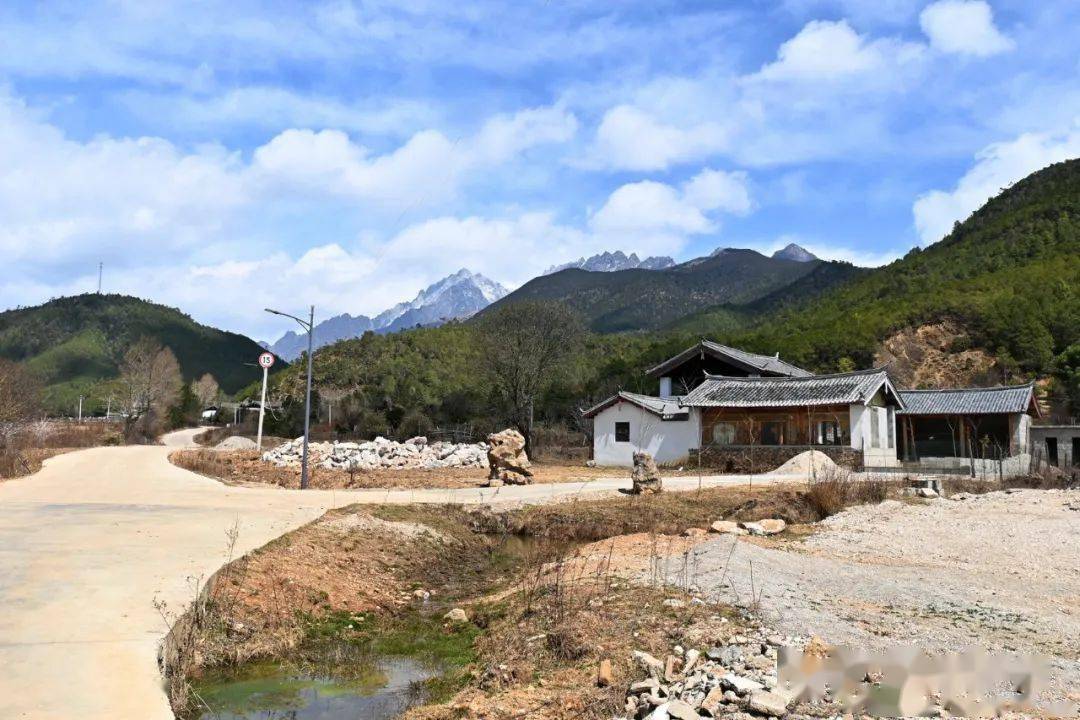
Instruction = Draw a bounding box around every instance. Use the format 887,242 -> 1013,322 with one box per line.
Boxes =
412,589 -> 430,601
709,520 -> 746,535
683,527 -> 709,538
663,598 -> 686,609
723,673 -> 764,694
665,699 -> 700,720
443,608 -> 468,623
263,435 -> 488,471
663,654 -> 681,682
917,487 -> 939,499
597,659 -> 613,687
741,519 -> 786,536
747,690 -> 791,716
631,452 -> 663,494
634,650 -> 665,679
700,686 -> 726,715
486,429 -> 533,485
682,648 -> 701,675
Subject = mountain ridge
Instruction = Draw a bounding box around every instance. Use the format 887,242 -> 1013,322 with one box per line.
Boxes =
545,250 -> 675,274
269,269 -> 508,360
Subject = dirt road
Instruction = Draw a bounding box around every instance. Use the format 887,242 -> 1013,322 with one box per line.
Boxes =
677,490 -> 1080,707
0,430 -> 795,719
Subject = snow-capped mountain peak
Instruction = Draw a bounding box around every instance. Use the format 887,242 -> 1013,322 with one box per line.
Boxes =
545,250 -> 675,274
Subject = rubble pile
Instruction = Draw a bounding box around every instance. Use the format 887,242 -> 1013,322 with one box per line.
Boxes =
621,629 -> 808,720
262,436 -> 489,471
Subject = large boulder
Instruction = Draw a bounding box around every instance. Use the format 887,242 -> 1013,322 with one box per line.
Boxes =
486,429 -> 533,485
631,452 -> 662,494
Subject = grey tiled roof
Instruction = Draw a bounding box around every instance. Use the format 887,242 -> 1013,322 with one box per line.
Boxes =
645,340 -> 813,378
680,368 -> 897,408
898,385 -> 1036,415
582,391 -> 690,419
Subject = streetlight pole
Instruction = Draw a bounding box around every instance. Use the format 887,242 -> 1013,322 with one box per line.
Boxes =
265,305 -> 316,489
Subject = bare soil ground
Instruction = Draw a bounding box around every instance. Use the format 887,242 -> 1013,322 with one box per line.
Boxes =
673,488 -> 1080,709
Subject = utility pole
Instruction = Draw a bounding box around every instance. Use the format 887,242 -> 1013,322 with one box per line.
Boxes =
78,395 -> 83,422
97,262 -> 103,294
266,305 -> 316,489
105,396 -> 112,420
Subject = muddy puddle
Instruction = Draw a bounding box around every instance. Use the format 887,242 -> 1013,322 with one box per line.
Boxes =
189,656 -> 432,720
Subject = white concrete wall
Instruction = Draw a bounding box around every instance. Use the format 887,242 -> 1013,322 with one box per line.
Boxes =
1012,413 -> 1031,454
592,404 -> 700,467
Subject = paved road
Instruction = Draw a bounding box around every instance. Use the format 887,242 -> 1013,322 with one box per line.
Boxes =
0,430 -> 796,719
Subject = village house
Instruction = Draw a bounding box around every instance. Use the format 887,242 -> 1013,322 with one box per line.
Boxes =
584,339 -> 1044,476
897,385 -> 1040,476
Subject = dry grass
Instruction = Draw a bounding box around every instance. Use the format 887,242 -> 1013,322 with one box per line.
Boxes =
805,467 -> 897,518
0,421 -> 123,479
473,483 -> 821,542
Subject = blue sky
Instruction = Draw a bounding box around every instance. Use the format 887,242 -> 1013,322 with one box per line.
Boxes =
2,0 -> 1079,340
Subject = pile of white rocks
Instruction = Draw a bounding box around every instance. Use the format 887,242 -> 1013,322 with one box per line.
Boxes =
262,436 -> 489,471
621,629 -> 807,720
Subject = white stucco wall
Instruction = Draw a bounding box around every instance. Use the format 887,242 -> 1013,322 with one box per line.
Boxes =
849,404 -> 900,467
591,403 -> 701,467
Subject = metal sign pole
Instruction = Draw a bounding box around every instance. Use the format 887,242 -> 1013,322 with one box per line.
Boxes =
257,364 -> 269,451
256,351 -> 276,452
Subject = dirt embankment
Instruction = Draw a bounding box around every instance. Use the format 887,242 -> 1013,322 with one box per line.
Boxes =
875,320 -> 1004,388
171,447 -> 640,490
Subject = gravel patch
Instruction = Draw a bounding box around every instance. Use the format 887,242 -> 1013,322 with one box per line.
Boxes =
673,489 -> 1080,706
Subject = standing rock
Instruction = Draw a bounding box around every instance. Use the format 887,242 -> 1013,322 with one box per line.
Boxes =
597,658 -> 613,687
709,520 -> 746,535
631,452 -> 663,494
486,429 -> 534,485
443,608 -> 469,623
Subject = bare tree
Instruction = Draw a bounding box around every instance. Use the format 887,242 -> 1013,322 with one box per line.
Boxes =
190,373 -> 220,409
120,338 -> 183,420
0,359 -> 41,426
477,301 -> 585,453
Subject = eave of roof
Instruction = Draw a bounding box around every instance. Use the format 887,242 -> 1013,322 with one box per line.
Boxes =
680,367 -> 903,409
897,383 -> 1040,417
644,340 -> 812,379
581,391 -> 690,420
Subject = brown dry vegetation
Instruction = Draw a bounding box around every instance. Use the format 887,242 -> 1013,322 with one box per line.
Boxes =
169,448 -> 633,490
0,421 -> 122,479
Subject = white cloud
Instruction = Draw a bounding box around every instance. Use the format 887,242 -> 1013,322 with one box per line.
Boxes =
588,169 -> 752,253
913,127 -> 1080,244
756,20 -> 922,81
592,105 -> 729,171
919,0 -> 1013,57
682,169 -> 753,215
251,105 -> 576,206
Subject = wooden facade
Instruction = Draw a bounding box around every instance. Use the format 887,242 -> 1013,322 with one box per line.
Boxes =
700,405 -> 852,447
898,413 -> 1013,461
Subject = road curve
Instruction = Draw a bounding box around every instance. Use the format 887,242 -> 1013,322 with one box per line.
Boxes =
0,430 -> 793,719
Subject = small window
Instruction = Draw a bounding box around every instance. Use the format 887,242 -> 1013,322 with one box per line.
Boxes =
615,422 -> 630,443
712,422 -> 736,445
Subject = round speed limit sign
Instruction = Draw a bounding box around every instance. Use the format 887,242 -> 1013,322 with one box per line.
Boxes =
258,352 -> 276,369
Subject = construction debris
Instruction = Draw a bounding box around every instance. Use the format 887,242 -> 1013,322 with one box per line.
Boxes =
262,436 -> 488,471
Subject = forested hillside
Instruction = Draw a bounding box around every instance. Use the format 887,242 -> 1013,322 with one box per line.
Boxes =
266,158 -> 1080,439
729,158 -> 1080,376
0,294 -> 275,412
485,249 -> 859,332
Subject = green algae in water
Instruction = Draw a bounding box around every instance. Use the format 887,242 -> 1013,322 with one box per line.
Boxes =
192,658 -> 431,720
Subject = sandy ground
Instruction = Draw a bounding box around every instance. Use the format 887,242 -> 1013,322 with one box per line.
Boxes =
0,429 -> 804,720
671,490 -> 1080,708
